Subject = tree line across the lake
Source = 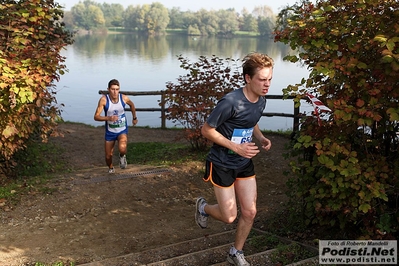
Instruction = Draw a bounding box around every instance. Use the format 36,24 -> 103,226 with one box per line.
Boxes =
63,0 -> 278,36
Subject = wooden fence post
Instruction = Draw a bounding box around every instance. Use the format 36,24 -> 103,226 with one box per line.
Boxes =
160,91 -> 166,129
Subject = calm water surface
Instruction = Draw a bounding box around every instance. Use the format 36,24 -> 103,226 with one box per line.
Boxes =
56,33 -> 311,131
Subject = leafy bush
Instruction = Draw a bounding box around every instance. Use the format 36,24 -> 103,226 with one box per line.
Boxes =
164,55 -> 243,150
0,0 -> 73,179
276,0 -> 399,238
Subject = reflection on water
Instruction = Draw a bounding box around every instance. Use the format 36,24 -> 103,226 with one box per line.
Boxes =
57,33 -> 310,130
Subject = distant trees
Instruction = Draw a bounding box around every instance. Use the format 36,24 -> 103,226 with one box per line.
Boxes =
123,2 -> 169,34
102,3 -> 124,27
70,0 -> 105,30
218,9 -> 240,36
240,8 -> 258,32
252,5 -> 275,37
64,0 -> 276,36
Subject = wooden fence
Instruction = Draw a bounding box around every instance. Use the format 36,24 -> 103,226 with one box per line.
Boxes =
99,90 -> 301,131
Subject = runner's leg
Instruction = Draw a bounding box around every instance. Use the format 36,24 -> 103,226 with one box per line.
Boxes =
204,185 -> 237,224
117,134 -> 128,156
105,140 -> 115,168
233,177 -> 257,250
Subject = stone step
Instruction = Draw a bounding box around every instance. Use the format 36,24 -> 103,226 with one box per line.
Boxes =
80,230 -> 239,265
286,256 -> 319,266
210,248 -> 277,266
147,242 -> 232,266
79,229 -> 318,266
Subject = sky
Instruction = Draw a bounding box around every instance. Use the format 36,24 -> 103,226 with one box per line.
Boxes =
58,0 -> 299,13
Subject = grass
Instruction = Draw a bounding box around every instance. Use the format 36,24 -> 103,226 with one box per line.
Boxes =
262,128 -> 293,138
126,128 -> 292,166
269,242 -> 317,265
246,230 -> 318,265
0,140 -> 68,204
127,141 -> 208,166
247,232 -> 281,252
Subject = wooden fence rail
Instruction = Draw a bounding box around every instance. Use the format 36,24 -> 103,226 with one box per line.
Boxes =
99,90 -> 301,131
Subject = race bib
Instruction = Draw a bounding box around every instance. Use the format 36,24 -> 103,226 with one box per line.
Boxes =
109,114 -> 126,129
229,128 -> 254,154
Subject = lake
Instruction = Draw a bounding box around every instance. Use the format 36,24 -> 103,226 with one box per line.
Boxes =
56,33 -> 311,131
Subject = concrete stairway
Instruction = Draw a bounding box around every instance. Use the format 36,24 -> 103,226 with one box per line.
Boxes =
80,229 -> 319,266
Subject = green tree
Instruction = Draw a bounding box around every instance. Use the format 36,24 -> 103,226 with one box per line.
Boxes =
187,24 -> 201,36
196,9 -> 219,36
146,2 -> 169,35
275,0 -> 399,238
251,5 -> 276,36
123,5 -> 140,30
101,3 -> 124,27
164,55 -> 243,150
62,10 -> 75,29
181,11 -> 201,35
181,11 -> 198,30
123,2 -> 169,35
217,9 -> 239,36
240,8 -> 258,32
252,5 -> 274,19
257,17 -> 275,37
168,7 -> 185,29
0,0 -> 73,178
71,0 -> 105,30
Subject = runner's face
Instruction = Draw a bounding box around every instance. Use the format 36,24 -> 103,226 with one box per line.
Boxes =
108,85 -> 120,101
246,67 -> 273,96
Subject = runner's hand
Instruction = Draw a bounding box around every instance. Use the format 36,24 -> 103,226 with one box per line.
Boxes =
236,142 -> 260,159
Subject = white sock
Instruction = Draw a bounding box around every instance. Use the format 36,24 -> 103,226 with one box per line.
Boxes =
199,203 -> 207,215
230,246 -> 239,255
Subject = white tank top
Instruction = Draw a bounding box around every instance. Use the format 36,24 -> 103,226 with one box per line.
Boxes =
105,94 -> 127,134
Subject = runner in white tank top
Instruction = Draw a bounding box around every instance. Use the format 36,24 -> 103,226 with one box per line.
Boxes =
105,93 -> 127,135
94,79 -> 138,173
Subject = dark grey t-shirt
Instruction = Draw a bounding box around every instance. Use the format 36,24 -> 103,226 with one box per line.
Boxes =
206,88 -> 267,169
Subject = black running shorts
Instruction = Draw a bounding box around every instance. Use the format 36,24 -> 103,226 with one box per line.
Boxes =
203,160 -> 255,188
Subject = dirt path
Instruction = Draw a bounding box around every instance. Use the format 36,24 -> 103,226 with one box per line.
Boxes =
0,123 -> 291,265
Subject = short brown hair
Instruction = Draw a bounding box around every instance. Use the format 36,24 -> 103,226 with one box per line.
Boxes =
108,79 -> 120,88
242,53 -> 274,83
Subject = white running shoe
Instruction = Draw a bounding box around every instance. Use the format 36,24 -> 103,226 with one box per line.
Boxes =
227,250 -> 250,266
195,197 -> 209,229
119,155 -> 127,169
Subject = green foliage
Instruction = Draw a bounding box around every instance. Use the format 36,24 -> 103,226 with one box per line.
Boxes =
217,9 -> 240,36
67,1 -> 277,36
257,17 -> 275,37
247,233 -> 281,252
101,3 -> 124,27
269,243 -> 316,265
0,0 -> 73,178
70,0 -> 105,30
275,0 -> 399,238
127,141 -> 208,165
12,140 -> 67,177
123,2 -> 169,35
0,139 -> 66,204
164,55 -> 244,150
